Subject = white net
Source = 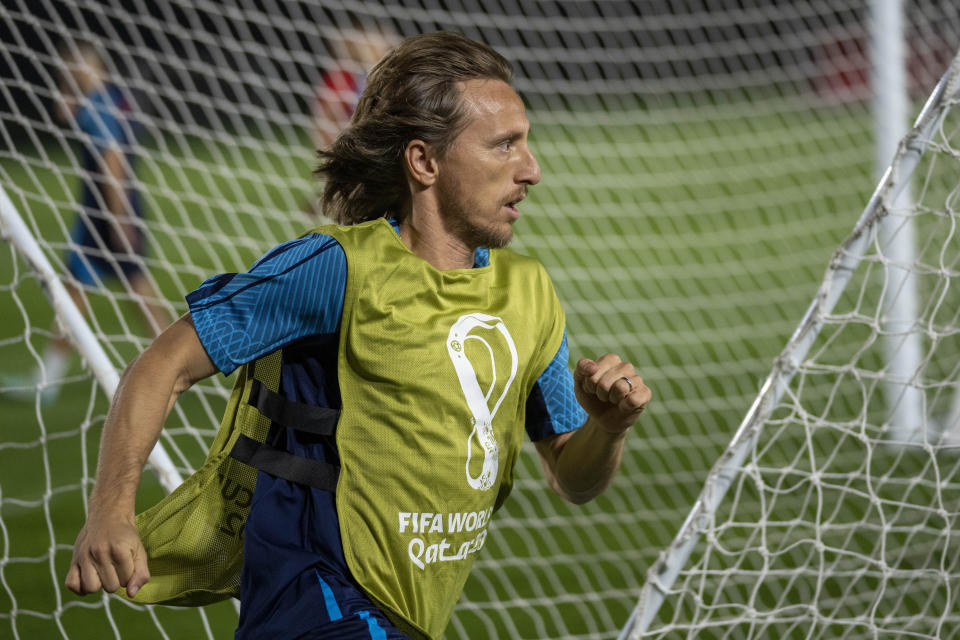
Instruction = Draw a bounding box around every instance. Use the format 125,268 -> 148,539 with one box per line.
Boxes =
628,54 -> 960,639
0,2 -> 958,639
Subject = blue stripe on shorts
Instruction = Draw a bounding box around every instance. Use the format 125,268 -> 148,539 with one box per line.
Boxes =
357,611 -> 387,640
315,571 -> 343,622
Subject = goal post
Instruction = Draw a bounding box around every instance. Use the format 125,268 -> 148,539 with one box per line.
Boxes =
871,0 -> 925,443
0,184 -> 183,493
621,48 -> 960,639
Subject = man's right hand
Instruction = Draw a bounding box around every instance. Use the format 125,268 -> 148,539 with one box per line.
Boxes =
65,511 -> 150,597
63,314 -> 215,599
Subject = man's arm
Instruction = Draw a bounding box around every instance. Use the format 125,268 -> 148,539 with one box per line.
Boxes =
535,353 -> 651,505
65,312 -> 217,597
102,146 -> 140,252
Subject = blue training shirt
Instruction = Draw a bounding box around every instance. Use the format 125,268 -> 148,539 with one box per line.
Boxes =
186,224 -> 587,638
67,84 -> 147,286
74,85 -> 141,214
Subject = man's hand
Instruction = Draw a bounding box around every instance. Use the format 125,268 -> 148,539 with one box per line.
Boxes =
536,353 -> 651,504
573,353 -> 651,434
65,510 -> 149,597
63,314 -> 215,599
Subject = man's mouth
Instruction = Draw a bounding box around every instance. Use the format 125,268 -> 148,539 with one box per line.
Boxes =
504,191 -> 527,217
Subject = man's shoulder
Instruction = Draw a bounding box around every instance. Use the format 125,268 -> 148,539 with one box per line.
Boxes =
490,247 -> 550,276
247,228 -> 345,273
302,218 -> 385,238
305,219 -> 397,252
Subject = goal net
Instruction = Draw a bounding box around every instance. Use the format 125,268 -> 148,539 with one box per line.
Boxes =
0,2 -> 958,639
623,52 -> 960,639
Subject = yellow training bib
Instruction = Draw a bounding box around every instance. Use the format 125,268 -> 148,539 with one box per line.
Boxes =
329,219 -> 566,638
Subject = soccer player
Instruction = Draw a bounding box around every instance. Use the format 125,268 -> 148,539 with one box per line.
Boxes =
65,32 -> 652,640
20,41 -> 167,400
312,23 -> 397,149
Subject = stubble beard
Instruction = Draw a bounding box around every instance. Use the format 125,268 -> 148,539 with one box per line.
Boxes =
438,183 -> 513,251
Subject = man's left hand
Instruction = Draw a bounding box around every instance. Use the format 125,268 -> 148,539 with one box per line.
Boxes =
573,354 -> 651,435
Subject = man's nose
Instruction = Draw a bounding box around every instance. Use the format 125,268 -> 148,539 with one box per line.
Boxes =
518,145 -> 541,186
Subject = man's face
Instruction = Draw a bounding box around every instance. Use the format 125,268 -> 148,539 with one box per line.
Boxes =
434,78 -> 541,250
60,52 -> 102,96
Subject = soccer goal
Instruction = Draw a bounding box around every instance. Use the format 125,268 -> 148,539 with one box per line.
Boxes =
1,2 -> 959,639
621,50 -> 960,639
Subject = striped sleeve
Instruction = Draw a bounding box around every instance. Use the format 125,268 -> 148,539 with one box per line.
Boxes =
525,331 -> 588,441
186,232 -> 346,375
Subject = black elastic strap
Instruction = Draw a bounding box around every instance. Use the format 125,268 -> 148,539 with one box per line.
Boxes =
248,379 -> 339,435
229,434 -> 339,491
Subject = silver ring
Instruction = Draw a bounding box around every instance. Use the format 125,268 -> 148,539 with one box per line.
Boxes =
621,377 -> 633,392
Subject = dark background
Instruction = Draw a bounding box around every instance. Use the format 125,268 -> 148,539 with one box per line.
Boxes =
1,0 -> 957,146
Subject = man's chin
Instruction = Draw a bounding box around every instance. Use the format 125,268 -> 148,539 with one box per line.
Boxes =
449,214 -> 514,251
482,226 -> 513,250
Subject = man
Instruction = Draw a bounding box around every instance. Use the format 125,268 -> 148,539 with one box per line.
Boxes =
65,32 -> 651,640
19,41 -> 166,400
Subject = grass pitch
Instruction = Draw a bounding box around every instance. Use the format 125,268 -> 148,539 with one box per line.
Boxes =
0,98 -> 881,639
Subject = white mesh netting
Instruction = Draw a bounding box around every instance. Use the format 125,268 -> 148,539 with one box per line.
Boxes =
628,55 -> 960,639
1,2 -> 959,639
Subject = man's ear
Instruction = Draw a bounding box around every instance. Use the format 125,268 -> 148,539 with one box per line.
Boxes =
404,139 -> 439,187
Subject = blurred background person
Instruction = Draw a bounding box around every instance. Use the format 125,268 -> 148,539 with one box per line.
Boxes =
303,21 -> 397,216
15,40 -> 168,402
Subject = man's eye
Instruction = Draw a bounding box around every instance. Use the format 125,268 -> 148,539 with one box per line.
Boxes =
497,141 -> 513,151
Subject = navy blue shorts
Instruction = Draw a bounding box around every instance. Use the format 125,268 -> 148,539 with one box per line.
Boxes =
234,470 -> 412,639
235,564 -> 409,640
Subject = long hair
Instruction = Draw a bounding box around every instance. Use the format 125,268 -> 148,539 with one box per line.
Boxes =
315,32 -> 514,225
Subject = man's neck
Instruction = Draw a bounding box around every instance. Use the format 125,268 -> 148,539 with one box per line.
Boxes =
398,214 -> 475,271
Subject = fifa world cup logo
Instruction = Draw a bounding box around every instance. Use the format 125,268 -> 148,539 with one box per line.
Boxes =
447,313 -> 518,491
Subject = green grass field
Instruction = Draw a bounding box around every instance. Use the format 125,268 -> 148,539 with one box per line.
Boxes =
0,96 -> 894,639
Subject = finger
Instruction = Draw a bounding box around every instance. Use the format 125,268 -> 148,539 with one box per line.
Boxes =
582,354 -> 623,394
90,545 -> 122,593
619,377 -> 652,413
594,362 -> 636,404
593,353 -> 623,370
574,358 -> 598,381
65,563 -> 82,595
586,354 -> 624,398
574,358 -> 599,393
126,546 -> 151,598
610,375 -> 636,405
77,557 -> 104,595
112,544 -> 137,594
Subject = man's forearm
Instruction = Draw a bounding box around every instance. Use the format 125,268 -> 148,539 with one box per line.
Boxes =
88,314 -> 215,516
539,354 -> 651,505
551,418 -> 629,504
102,147 -> 137,249
67,314 -> 216,597
88,350 -> 183,514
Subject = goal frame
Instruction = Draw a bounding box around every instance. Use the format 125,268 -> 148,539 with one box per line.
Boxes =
0,184 -> 183,493
619,48 -> 960,640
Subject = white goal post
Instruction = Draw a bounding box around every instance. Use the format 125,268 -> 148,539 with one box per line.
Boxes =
0,186 -> 183,492
622,49 -> 960,639
1,2 -> 960,639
